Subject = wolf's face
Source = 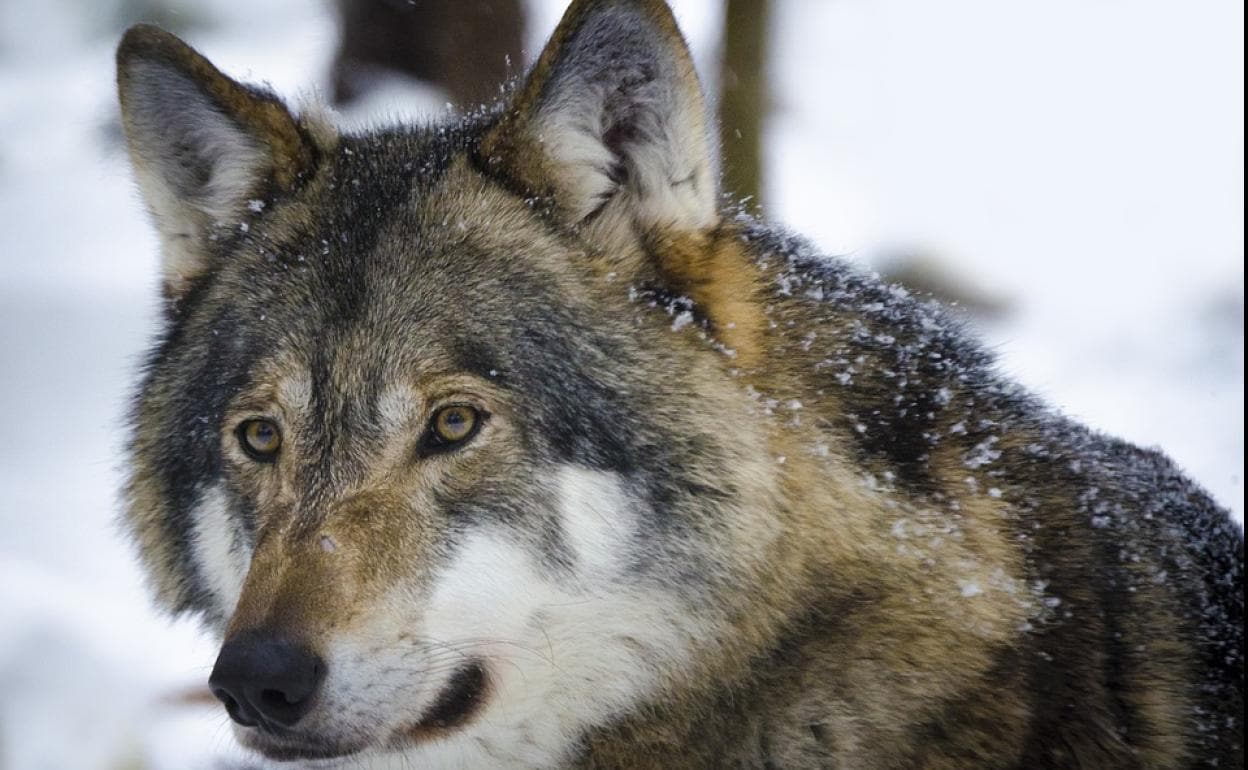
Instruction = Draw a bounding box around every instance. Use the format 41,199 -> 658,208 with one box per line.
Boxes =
119,1 -> 780,763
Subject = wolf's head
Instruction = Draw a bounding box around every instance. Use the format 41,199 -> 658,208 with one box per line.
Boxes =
119,0 -> 785,763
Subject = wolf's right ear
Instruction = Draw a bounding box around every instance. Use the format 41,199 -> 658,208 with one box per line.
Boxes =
116,25 -> 319,297
480,0 -> 719,260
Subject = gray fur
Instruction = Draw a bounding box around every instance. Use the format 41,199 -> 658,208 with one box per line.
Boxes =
116,3 -> 1243,768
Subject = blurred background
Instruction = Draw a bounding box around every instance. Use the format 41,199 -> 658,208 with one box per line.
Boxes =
0,0 -> 1241,767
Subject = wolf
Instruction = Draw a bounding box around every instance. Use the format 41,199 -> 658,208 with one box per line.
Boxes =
115,0 -> 1243,767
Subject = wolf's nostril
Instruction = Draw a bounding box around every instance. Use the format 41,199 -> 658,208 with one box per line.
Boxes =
213,687 -> 258,728
208,630 -> 326,729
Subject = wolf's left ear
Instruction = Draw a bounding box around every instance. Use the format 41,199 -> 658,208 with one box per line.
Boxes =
116,25 -> 319,297
481,0 -> 719,255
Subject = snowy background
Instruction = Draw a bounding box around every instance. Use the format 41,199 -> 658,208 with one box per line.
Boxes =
0,0 -> 1241,767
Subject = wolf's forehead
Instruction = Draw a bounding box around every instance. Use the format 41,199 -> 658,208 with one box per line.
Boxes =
215,125 -> 584,410
318,123 -> 497,224
262,127 -> 482,269
272,338 -> 468,405
276,368 -> 419,433
266,131 -> 558,295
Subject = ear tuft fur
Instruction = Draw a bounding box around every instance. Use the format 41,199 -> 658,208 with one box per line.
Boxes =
651,226 -> 766,366
116,25 -> 320,296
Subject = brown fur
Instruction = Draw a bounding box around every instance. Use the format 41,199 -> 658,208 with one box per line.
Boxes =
116,1 -> 1242,767
648,228 -> 768,366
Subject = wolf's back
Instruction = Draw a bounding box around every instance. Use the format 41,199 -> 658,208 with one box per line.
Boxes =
739,220 -> 1245,766
1065,432 -> 1244,765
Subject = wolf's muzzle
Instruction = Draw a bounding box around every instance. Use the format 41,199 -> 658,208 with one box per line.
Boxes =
209,630 -> 326,729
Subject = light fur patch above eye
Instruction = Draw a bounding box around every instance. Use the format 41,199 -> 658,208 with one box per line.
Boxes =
277,374 -> 312,416
376,385 -> 419,433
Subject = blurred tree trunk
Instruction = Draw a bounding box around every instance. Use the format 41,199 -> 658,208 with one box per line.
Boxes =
719,0 -> 770,211
332,0 -> 525,108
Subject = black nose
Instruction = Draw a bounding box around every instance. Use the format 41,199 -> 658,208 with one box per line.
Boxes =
208,630 -> 326,729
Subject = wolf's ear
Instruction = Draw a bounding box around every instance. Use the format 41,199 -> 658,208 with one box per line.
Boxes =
116,25 -> 318,296
481,0 -> 719,256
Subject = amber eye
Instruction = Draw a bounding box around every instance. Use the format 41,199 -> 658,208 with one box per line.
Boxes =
422,405 -> 482,455
237,419 -> 282,462
435,405 -> 478,442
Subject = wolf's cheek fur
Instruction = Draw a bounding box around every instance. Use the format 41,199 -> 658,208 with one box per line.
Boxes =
188,484 -> 251,620
401,467 -> 705,764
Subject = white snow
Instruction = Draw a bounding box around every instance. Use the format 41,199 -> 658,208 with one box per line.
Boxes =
0,0 -> 1240,768
769,0 -> 1243,524
959,580 -> 984,599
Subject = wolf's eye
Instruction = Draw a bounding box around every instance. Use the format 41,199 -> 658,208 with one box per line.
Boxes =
238,419 -> 282,462
422,405 -> 482,455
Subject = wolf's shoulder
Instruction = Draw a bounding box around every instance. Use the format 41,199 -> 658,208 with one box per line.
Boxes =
734,215 -> 995,373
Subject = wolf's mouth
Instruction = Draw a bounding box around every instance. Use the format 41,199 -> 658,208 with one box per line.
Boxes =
405,661 -> 489,737
243,661 -> 489,761
241,731 -> 360,762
